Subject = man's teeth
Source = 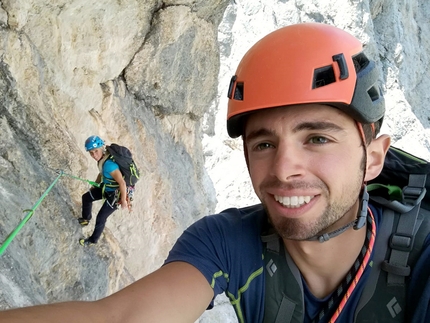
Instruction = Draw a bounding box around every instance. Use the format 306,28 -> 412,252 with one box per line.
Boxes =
274,195 -> 313,208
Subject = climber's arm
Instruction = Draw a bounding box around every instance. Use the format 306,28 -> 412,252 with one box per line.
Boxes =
95,173 -> 102,184
101,261 -> 213,322
109,169 -> 127,209
0,262 -> 213,323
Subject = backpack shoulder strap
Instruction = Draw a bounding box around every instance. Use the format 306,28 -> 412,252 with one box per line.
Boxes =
262,231 -> 304,323
97,154 -> 111,175
355,173 -> 429,321
355,206 -> 430,321
379,173 -> 427,284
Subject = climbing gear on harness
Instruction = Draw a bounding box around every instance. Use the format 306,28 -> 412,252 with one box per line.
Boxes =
114,186 -> 135,211
127,185 -> 135,201
85,135 -> 105,151
226,23 -> 384,139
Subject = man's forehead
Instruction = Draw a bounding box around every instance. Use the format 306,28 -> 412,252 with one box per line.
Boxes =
245,104 -> 352,129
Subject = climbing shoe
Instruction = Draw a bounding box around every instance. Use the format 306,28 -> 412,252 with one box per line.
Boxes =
79,238 -> 95,247
78,218 -> 89,226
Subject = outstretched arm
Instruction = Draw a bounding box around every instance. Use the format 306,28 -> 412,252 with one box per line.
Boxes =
0,262 -> 214,323
110,169 -> 127,209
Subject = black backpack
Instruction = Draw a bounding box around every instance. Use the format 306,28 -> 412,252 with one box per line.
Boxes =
367,146 -> 430,279
106,143 -> 140,187
356,146 -> 430,321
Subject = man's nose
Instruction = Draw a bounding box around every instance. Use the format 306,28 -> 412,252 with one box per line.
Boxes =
270,144 -> 306,181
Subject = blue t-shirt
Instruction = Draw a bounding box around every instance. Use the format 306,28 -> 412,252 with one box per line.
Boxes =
164,203 -> 430,323
102,159 -> 119,192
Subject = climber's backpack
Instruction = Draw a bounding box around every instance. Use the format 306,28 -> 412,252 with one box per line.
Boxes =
262,146 -> 430,322
106,143 -> 140,187
356,146 -> 430,321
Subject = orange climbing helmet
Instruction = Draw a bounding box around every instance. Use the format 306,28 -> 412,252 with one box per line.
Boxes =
226,23 -> 385,138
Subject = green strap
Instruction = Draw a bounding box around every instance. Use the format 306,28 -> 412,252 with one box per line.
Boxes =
367,183 -> 403,201
61,171 -> 100,187
0,172 -> 64,256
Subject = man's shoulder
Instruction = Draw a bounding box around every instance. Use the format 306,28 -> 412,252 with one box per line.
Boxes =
188,204 -> 266,245
218,203 -> 265,218
205,203 -> 266,228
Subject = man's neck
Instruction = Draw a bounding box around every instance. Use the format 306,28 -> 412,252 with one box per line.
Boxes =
283,219 -> 366,299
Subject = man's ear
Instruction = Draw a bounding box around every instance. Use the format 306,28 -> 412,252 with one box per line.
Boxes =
364,134 -> 391,182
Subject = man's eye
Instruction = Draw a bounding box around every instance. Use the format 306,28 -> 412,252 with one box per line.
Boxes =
256,143 -> 273,150
309,136 -> 329,144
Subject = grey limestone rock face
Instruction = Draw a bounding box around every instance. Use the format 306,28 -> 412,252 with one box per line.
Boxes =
0,0 -> 223,311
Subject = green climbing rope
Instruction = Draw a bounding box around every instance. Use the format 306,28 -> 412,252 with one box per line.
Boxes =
0,170 -> 99,257
0,171 -> 64,256
61,171 -> 100,188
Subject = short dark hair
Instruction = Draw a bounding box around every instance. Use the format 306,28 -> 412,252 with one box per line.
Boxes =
362,120 -> 382,145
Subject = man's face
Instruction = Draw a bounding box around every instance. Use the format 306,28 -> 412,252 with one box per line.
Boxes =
89,148 -> 103,161
244,104 -> 365,240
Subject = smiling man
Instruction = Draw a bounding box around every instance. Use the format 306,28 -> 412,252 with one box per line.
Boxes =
244,104 -> 371,241
1,23 -> 429,323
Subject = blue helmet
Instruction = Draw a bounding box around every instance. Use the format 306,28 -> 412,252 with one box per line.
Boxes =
85,135 -> 104,151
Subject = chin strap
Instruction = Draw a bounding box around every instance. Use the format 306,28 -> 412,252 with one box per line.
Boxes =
354,184 -> 369,230
308,220 -> 357,243
307,185 -> 369,243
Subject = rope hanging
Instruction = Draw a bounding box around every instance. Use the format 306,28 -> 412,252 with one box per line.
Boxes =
0,170 -> 99,257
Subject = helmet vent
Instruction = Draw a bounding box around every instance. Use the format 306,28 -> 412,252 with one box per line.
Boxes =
227,75 -> 237,98
352,52 -> 370,73
367,85 -> 380,102
233,83 -> 244,100
312,65 -> 335,89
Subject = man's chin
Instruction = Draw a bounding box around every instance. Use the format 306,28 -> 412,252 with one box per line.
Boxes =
269,216 -> 319,241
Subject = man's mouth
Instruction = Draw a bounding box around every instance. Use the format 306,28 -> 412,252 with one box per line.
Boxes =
274,195 -> 314,208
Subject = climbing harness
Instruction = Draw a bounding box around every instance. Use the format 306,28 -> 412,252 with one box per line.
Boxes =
114,185 -> 135,212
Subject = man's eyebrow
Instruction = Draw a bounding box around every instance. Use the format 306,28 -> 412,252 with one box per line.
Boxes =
245,121 -> 346,141
244,128 -> 274,142
293,121 -> 345,133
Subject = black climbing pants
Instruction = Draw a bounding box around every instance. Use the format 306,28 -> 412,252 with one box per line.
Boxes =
81,186 -> 117,243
